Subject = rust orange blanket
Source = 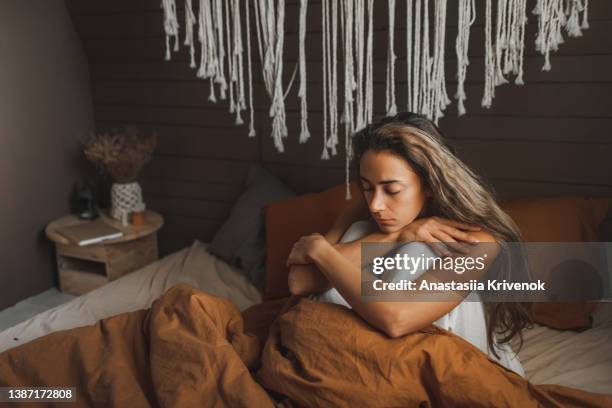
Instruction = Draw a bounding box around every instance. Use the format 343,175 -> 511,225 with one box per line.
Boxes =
0,283 -> 610,407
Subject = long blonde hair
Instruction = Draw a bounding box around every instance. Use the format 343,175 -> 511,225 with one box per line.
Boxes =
352,112 -> 532,356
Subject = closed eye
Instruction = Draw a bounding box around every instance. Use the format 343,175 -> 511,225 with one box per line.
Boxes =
362,187 -> 400,195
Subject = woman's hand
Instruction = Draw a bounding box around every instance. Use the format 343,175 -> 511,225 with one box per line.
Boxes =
286,233 -> 330,266
397,217 -> 482,257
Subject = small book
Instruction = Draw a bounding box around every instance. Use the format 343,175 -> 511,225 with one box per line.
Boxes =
57,219 -> 124,246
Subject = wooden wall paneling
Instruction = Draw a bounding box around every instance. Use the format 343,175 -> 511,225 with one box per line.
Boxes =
94,104 -> 252,128
96,121 -> 258,160
140,178 -> 243,203
260,111 -> 347,169
143,156 -> 250,184
66,0 -> 612,252
67,0 -> 612,21
268,82 -> 612,117
439,116 -> 612,143
90,54 -> 612,85
67,0 -> 159,14
275,19 -> 612,61
449,139 -> 612,186
275,112 -> 612,145
159,214 -> 223,254
71,10 -> 173,39
261,112 -> 612,168
446,0 -> 612,25
446,83 -> 612,117
79,20 -> 612,65
70,2 -> 612,43
92,80 -> 230,106
145,195 -> 231,220
487,180 -> 612,200
253,81 -> 610,119
263,163 -> 348,194
83,38 -> 180,62
446,55 -> 612,84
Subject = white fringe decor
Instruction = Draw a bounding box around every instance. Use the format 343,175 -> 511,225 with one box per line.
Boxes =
455,0 -> 476,116
321,0 -> 331,159
161,0 -> 180,61
245,0 -> 256,137
298,0 -> 310,144
482,0 -> 528,109
183,0 -> 197,68
354,0 -> 366,130
254,0 -> 290,153
341,0 -> 356,199
386,0 -> 397,116
534,0 -> 589,72
160,0 -> 591,196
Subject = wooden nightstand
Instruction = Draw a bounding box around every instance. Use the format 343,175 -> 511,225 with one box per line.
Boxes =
45,210 -> 164,295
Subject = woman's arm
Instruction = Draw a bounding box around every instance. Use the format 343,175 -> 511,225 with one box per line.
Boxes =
287,264 -> 330,295
288,206 -> 483,296
288,228 -> 399,295
288,198 -> 370,295
307,230 -> 500,338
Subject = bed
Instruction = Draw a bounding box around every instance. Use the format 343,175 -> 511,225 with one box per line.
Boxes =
1,187 -> 611,405
1,239 -> 610,398
0,241 -> 261,354
513,302 -> 612,395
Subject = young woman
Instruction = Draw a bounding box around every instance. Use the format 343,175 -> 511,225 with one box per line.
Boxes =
286,112 -> 532,375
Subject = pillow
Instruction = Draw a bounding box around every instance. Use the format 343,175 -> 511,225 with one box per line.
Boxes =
263,182 -> 361,300
209,165 -> 295,289
530,258 -> 603,330
599,204 -> 612,241
500,196 -> 611,329
599,205 -> 612,300
500,196 -> 611,242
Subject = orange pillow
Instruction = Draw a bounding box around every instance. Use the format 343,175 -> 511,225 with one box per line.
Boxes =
263,182 -> 361,300
500,196 -> 611,329
529,302 -> 595,330
501,196 -> 611,242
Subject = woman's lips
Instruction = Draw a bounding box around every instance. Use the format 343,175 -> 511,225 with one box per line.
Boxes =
377,218 -> 395,225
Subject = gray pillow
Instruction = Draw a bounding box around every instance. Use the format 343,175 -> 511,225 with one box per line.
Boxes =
209,165 -> 295,288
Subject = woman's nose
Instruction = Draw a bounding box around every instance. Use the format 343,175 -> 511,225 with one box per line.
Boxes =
369,190 -> 386,212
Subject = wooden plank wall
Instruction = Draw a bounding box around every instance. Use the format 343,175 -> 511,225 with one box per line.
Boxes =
66,0 -> 612,254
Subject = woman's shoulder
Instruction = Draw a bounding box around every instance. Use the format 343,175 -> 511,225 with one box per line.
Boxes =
341,218 -> 378,243
351,217 -> 377,227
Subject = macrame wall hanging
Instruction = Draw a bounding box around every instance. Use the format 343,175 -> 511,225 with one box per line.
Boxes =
161,0 -> 591,198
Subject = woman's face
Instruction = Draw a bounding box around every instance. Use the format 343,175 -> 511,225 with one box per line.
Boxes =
359,149 -> 429,233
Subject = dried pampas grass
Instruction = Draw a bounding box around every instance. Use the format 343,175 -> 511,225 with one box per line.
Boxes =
83,126 -> 157,183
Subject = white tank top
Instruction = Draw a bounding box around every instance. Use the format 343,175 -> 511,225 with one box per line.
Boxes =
311,219 -> 524,376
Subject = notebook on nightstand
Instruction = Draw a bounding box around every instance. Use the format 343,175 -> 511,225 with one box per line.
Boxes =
56,219 -> 124,246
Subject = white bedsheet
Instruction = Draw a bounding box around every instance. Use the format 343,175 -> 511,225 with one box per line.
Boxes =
514,302 -> 612,395
0,241 -> 261,353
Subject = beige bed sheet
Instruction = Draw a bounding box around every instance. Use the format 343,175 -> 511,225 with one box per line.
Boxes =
515,302 -> 612,395
0,240 -> 261,353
